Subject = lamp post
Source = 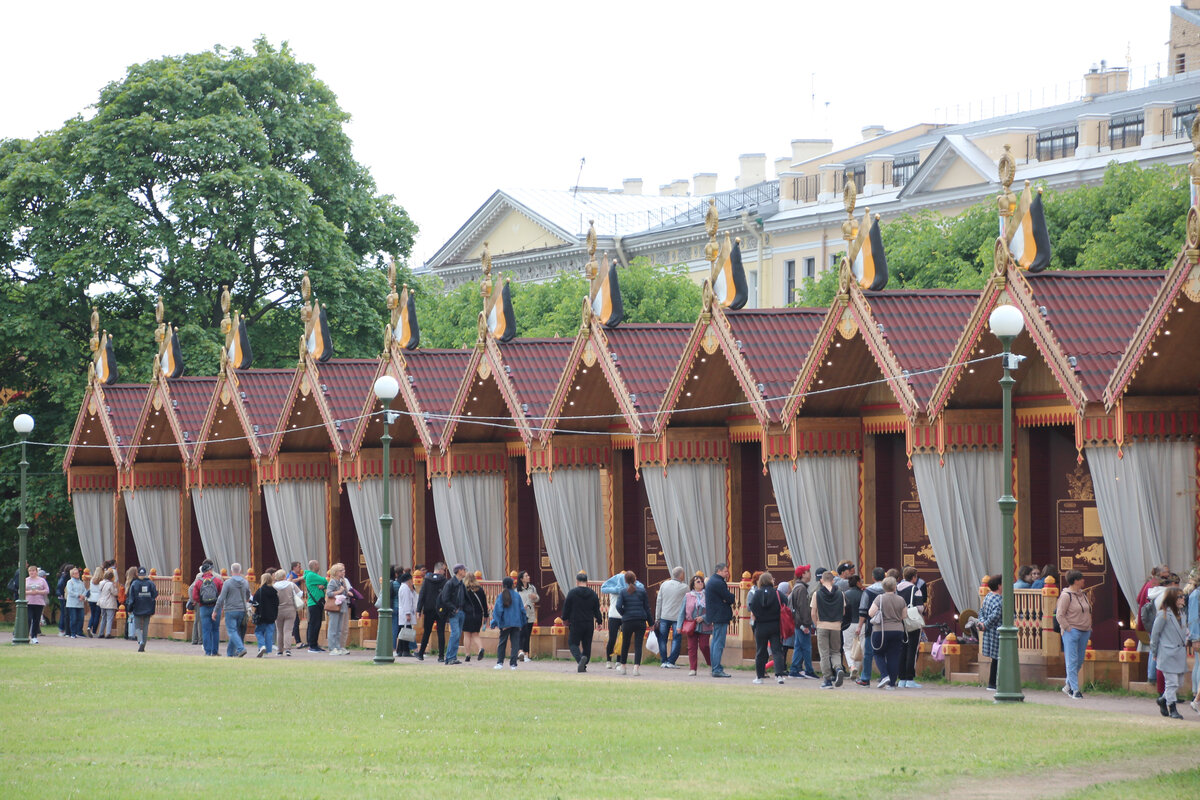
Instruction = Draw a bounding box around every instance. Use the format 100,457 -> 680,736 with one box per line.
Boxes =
12,413 -> 34,645
372,375 -> 400,665
988,305 -> 1025,703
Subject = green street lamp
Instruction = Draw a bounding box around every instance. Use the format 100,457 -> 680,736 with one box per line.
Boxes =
988,304 -> 1025,703
12,413 -> 34,645
372,374 -> 400,665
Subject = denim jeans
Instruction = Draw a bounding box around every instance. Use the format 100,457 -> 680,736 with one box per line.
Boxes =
496,626 -> 519,665
790,630 -> 814,675
445,610 -> 465,661
710,622 -> 729,675
656,620 -> 682,664
256,621 -> 275,654
861,626 -> 876,682
66,606 -> 84,637
1062,627 -> 1090,692
200,608 -> 220,655
225,610 -> 246,656
1147,649 -> 1157,682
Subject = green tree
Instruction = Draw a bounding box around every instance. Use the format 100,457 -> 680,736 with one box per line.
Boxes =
0,38 -> 415,575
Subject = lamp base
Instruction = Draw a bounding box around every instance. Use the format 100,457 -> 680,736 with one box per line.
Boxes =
12,600 -> 29,645
373,608 -> 395,665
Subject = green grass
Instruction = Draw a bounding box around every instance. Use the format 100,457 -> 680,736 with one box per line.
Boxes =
1061,767 -> 1200,798
0,647 -> 1194,799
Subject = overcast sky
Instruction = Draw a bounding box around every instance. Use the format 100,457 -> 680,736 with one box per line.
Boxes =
0,1 -> 1176,265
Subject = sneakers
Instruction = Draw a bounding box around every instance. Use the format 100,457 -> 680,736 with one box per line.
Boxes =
522,653 -> 530,663
752,678 -> 764,685
606,660 -> 613,670
1191,700 -> 1200,714
854,678 -> 871,686
615,664 -> 625,674
792,672 -> 808,680
307,648 -> 322,654
819,681 -> 833,689
416,653 -> 424,661
30,638 -> 38,645
510,664 -> 517,670
804,672 -> 819,680
776,676 -> 785,685
834,668 -> 845,688
578,661 -> 587,673
633,666 -> 640,676
712,671 -> 732,678
688,670 -> 697,676
1072,690 -> 1084,699
257,647 -> 266,658
908,681 -> 923,689
494,663 -> 504,670
237,650 -> 247,658
986,686 -> 996,692
661,662 -> 679,669
877,677 -> 890,689
137,642 -> 145,652
1061,684 -> 1073,697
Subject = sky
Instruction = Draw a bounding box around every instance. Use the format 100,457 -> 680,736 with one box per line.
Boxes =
0,1 -> 1176,266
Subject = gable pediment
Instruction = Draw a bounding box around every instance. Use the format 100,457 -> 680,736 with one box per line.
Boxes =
899,135 -> 996,199
466,207 -> 568,260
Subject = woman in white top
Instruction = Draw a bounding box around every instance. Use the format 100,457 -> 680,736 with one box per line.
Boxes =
516,570 -> 539,662
325,563 -> 350,655
272,569 -> 301,656
396,571 -> 419,657
97,569 -> 119,638
87,568 -> 103,637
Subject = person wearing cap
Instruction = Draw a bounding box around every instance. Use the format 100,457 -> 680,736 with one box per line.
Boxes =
835,562 -> 855,592
127,567 -> 158,652
811,569 -> 847,688
654,566 -> 688,669
562,571 -> 603,672
788,565 -> 817,679
190,561 -> 223,656
440,564 -> 468,665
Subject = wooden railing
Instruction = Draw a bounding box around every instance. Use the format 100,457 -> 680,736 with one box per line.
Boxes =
151,576 -> 176,618
1014,588 -> 1043,651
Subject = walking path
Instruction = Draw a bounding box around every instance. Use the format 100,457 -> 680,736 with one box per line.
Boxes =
22,631 -> 1200,724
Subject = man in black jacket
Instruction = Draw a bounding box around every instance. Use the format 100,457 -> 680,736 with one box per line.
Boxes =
705,563 -> 736,678
562,572 -> 603,672
127,567 -> 158,653
441,564 -> 468,665
415,563 -> 447,661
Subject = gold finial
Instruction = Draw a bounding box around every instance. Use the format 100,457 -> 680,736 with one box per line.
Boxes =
89,308 -> 100,354
997,145 -> 1017,230
220,285 -> 231,316
388,258 -> 397,290
480,242 -> 493,301
703,198 -> 720,269
155,297 -> 164,326
301,273 -> 312,303
584,221 -> 598,281
300,273 -> 313,327
387,268 -> 401,327
1189,117 -> 1200,198
842,181 -> 859,243
220,285 -> 233,340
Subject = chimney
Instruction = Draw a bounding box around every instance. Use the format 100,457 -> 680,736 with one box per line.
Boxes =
791,138 -> 834,163
621,178 -> 643,196
861,125 -> 887,141
693,173 -> 718,195
660,179 -> 689,197
736,153 -> 767,188
1083,62 -> 1130,100
774,157 -> 791,178
1188,0 -> 1200,9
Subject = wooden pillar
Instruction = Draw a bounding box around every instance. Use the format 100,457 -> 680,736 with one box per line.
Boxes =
178,488 -> 192,580
505,458 -> 520,573
413,461 -> 427,567
250,473 -> 263,577
1016,428 -> 1031,568
113,490 -> 127,574
728,447 -> 743,578
860,434 -> 877,577
609,449 -> 625,575
327,471 -> 340,569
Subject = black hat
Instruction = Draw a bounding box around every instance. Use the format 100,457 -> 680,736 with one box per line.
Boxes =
137,567 -> 148,577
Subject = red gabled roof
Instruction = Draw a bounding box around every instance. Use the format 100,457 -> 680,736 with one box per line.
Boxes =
314,359 -> 379,450
1025,271 -> 1165,401
866,290 -> 978,407
166,376 -> 216,457
496,339 -> 574,434
234,369 -> 294,454
604,324 -> 693,432
106,384 -> 150,462
404,349 -> 473,447
724,308 -> 826,422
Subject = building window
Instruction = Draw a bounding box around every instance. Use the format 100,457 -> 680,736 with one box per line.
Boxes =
1174,103 -> 1197,139
1108,113 -> 1143,150
792,174 -> 820,203
803,257 -> 815,280
830,253 -> 840,269
784,259 -> 796,302
891,154 -> 920,187
1035,126 -> 1077,161
1176,53 -> 1187,75
849,164 -> 866,193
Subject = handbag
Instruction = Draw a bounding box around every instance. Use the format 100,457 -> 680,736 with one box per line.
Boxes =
292,588 -> 305,612
324,596 -> 339,613
903,587 -> 925,633
931,634 -> 946,662
848,633 -> 864,663
397,626 -> 416,643
680,619 -> 696,636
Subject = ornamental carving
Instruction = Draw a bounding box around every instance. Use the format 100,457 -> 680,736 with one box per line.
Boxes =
836,308 -> 858,340
1184,263 -> 1200,303
701,328 -> 720,355
582,342 -> 597,367
477,359 -> 492,381
1066,462 -> 1095,500
993,237 -> 1010,278
1187,206 -> 1200,251
220,384 -> 232,406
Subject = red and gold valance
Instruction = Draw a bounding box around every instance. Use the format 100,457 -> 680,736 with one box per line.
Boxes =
193,461 -> 253,490
67,467 -> 117,495
124,463 -> 183,491
527,436 -> 612,475
427,443 -> 507,480
259,453 -> 333,485
341,448 -> 417,483
761,418 -> 861,464
637,429 -> 729,470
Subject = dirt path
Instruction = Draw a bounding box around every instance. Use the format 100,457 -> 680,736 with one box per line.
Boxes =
941,749 -> 1197,799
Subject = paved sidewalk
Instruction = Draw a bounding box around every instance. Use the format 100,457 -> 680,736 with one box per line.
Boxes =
19,632 -> 1200,722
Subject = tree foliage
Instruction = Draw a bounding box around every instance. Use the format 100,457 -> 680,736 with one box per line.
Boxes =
0,39 -> 415,578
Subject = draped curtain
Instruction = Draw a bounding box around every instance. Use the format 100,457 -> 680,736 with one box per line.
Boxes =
123,487 -> 181,575
642,462 -> 726,577
262,480 -> 328,573
72,491 -> 113,570
345,476 -> 415,591
532,467 -> 606,596
1086,442 -> 1196,610
192,486 -> 251,574
430,473 -> 506,580
912,451 -> 1004,614
768,456 -> 859,576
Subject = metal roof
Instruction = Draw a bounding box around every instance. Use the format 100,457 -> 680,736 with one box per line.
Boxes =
604,324 -> 694,431
234,369 -> 295,454
724,308 -> 827,421
866,290 -> 980,406
403,349 -> 474,446
495,339 -> 575,430
315,360 -> 380,450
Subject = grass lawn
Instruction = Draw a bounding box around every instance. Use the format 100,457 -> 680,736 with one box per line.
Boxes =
0,647 -> 1194,799
1062,767 -> 1200,798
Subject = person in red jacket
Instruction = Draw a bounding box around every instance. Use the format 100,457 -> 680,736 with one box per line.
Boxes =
190,562 -> 223,656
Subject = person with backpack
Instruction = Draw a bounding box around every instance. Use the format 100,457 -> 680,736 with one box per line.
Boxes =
190,562 -> 224,656
415,563 -> 447,662
127,567 -> 158,652
490,576 -> 526,669
811,569 -> 847,688
747,572 -> 786,685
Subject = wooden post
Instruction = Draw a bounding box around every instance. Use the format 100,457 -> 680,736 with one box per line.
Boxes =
728,447 -> 743,578
327,465 -> 340,569
1041,576 -> 1061,657
609,450 -> 626,575
1016,428 -> 1031,567
249,477 -> 263,578
860,434 -> 877,577
178,489 -> 192,589
413,461 -> 427,567
505,458 -> 521,574
114,490 -> 127,574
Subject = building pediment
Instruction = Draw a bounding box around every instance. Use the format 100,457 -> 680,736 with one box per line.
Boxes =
898,135 -> 995,199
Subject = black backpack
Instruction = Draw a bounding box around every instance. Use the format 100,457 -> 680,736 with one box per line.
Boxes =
198,576 -> 219,606
1139,598 -> 1158,631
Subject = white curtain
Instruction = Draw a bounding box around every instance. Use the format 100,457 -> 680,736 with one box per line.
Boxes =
1087,442 -> 1196,610
192,486 -> 251,574
912,451 -> 1004,614
431,473 -> 506,579
642,462 -> 727,578
345,476 -> 414,591
123,487 -> 181,575
262,480 -> 328,573
72,491 -> 113,570
768,456 -> 859,575
532,467 -> 606,596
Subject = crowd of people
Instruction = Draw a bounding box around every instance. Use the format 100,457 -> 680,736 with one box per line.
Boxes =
13,555 -> 1200,715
